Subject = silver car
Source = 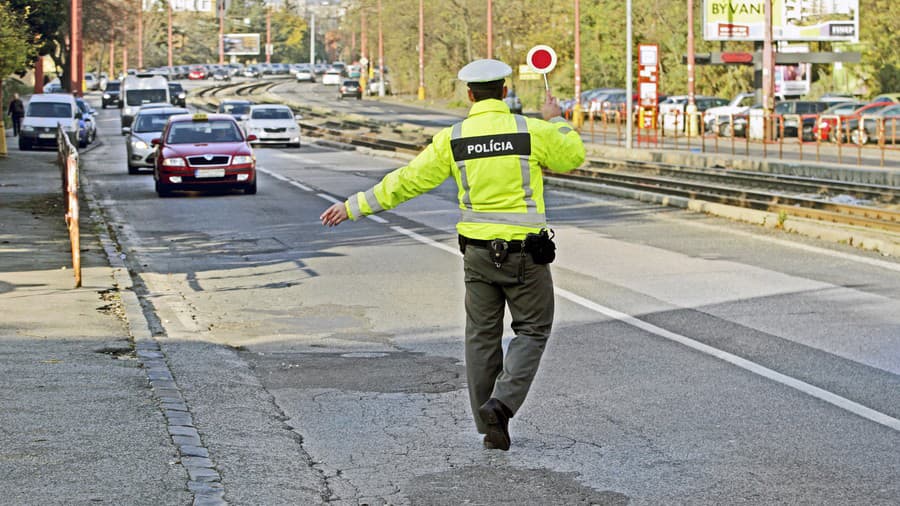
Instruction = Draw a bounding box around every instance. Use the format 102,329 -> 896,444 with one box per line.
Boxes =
125,106 -> 189,174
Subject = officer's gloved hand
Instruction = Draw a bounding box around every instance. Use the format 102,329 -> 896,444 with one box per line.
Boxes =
541,95 -> 562,121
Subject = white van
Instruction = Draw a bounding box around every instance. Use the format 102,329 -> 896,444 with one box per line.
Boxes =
18,93 -> 81,151
121,74 -> 170,133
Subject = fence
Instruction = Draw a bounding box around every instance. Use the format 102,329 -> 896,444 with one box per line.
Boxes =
57,125 -> 81,288
578,107 -> 900,168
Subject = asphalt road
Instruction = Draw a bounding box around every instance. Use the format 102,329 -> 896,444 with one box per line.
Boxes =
81,89 -> 900,505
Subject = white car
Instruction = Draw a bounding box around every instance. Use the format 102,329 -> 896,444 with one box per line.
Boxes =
321,70 -> 342,86
244,104 -> 301,148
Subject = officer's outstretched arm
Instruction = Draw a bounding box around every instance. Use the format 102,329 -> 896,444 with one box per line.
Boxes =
340,137 -> 452,221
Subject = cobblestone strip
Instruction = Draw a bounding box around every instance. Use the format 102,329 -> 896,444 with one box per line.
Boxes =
83,179 -> 227,506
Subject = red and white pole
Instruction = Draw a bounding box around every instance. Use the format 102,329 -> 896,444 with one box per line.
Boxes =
486,0 -> 493,59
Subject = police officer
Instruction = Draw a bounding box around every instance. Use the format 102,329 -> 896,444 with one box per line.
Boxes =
320,58 -> 585,451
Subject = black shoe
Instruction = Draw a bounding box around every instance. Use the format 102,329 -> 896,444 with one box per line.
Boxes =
478,398 -> 511,451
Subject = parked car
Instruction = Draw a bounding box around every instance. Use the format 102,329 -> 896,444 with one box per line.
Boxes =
168,82 -> 187,107
243,104 -> 301,148
44,81 -> 64,94
84,73 -> 99,91
125,106 -> 189,174
810,101 -> 863,141
367,78 -> 391,96
153,113 -> 257,196
101,80 -> 122,108
840,104 -> 900,144
503,90 -> 522,114
75,97 -> 97,146
821,102 -> 894,143
657,95 -> 728,131
704,92 -> 757,133
338,80 -> 362,100
772,100 -> 831,138
18,93 -> 81,150
188,66 -> 208,80
211,68 -> 231,81
243,65 -> 261,78
871,93 -> 900,104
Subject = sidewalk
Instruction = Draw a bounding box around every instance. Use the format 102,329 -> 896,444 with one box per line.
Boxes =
0,143 -> 189,504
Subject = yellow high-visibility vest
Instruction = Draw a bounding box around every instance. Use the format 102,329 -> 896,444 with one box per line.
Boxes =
345,98 -> 585,241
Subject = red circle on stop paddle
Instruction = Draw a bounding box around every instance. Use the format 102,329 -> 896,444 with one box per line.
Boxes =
531,49 -> 553,70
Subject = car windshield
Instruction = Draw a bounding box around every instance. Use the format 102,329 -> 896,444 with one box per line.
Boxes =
824,103 -> 862,114
219,103 -> 250,115
27,102 -> 72,118
859,103 -> 892,114
134,112 -> 182,133
106,82 -> 120,91
169,84 -> 183,92
166,120 -> 243,144
127,89 -> 167,106
251,108 -> 292,120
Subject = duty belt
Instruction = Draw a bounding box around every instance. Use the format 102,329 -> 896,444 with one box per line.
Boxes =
459,235 -> 524,253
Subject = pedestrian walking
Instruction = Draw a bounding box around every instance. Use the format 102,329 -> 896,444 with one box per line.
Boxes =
320,58 -> 585,451
7,93 -> 25,137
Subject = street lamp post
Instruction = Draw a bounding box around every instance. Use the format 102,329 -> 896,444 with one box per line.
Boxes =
218,0 -> 224,65
167,2 -> 173,67
572,0 -> 583,128
686,0 -> 697,136
138,0 -> 143,69
418,0 -> 425,100
378,0 -> 384,97
625,0 -> 633,149
265,6 -> 271,64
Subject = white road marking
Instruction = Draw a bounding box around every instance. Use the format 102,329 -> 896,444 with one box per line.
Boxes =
303,176 -> 900,432
258,167 -> 313,191
552,188 -> 900,273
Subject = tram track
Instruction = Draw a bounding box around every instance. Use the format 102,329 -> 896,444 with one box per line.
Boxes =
191,79 -> 900,237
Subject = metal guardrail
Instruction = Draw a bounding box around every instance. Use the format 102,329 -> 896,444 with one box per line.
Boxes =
57,124 -> 81,288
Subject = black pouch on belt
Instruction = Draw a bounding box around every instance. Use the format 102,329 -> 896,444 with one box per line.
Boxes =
524,228 -> 556,264
489,239 -> 509,268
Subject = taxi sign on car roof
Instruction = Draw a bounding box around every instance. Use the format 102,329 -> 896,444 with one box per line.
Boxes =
192,113 -> 208,122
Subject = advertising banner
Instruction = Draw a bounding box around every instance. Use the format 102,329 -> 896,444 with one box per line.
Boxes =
223,33 -> 261,56
703,0 -> 859,42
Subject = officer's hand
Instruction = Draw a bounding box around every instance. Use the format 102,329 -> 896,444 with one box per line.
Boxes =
541,95 -> 562,121
320,202 -> 349,227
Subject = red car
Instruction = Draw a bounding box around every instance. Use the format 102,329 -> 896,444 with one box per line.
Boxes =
152,113 -> 258,197
188,66 -> 208,80
814,102 -> 892,142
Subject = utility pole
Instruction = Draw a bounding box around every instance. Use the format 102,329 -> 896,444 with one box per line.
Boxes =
265,6 -> 272,64
77,0 -> 84,94
69,0 -> 80,95
625,0 -> 633,149
218,0 -> 224,65
309,13 -> 315,66
378,0 -> 384,96
686,0 -> 697,135
167,2 -> 173,67
359,10 -> 367,91
138,0 -> 143,69
486,0 -> 493,59
762,0 -> 775,140
573,0 -> 582,128
418,0 -> 425,100
109,38 -> 115,79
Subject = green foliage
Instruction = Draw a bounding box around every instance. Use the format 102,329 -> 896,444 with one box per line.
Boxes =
0,1 -> 31,78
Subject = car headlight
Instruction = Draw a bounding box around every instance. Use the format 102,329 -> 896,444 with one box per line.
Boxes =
162,158 -> 186,167
132,140 -> 149,150
232,155 -> 253,164
178,93 -> 186,99
22,125 -> 34,132
103,93 -> 110,99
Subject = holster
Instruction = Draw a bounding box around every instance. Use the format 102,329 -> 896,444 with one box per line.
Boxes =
524,228 -> 556,265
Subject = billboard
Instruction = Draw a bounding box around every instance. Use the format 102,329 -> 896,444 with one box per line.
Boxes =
703,0 -> 859,42
223,33 -> 260,56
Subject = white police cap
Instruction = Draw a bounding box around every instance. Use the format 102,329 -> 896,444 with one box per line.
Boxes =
458,59 -> 512,83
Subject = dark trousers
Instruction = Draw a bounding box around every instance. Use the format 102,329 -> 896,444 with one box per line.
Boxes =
462,245 -> 554,433
11,116 -> 22,136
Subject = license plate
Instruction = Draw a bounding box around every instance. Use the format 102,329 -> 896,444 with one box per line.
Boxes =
39,133 -> 56,139
195,169 -> 225,178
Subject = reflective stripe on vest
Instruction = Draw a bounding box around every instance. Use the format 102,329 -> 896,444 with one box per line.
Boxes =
348,188 -> 383,219
450,115 -> 541,222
